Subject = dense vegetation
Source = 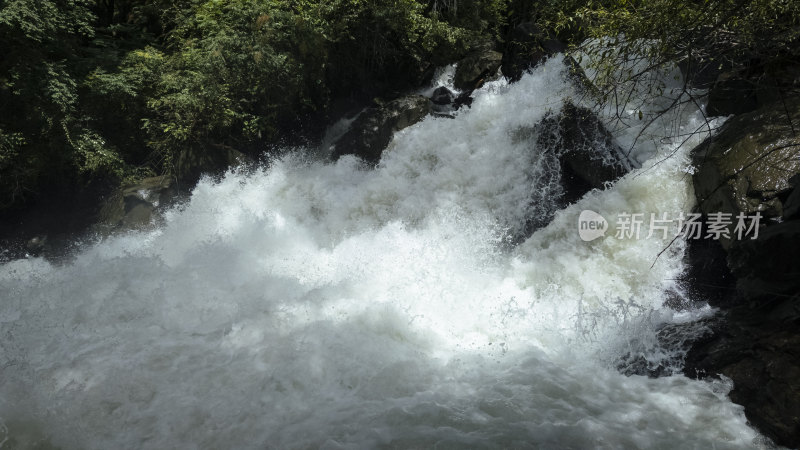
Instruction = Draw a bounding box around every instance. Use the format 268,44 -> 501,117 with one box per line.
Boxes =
0,0 -> 505,210
1,0 -> 798,212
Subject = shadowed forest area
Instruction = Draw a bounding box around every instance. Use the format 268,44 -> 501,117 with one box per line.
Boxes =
1,0 -> 798,214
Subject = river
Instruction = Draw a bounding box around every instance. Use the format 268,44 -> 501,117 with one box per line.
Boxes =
0,57 -> 766,449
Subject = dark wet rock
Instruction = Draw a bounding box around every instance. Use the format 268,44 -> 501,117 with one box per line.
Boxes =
678,56 -> 729,90
510,102 -> 633,238
684,310 -> 800,447
782,175 -> 800,220
453,91 -> 474,110
502,22 -> 566,82
431,86 -> 455,105
682,236 -> 737,308
693,96 -> 800,248
97,175 -> 178,231
429,87 -> 457,117
453,48 -> 503,91
535,102 -> 633,204
727,220 -> 800,305
686,95 -> 800,448
332,95 -> 432,164
0,178 -> 118,261
662,288 -> 696,311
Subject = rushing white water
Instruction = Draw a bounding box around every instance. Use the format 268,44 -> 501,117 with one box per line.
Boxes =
0,57 -> 766,449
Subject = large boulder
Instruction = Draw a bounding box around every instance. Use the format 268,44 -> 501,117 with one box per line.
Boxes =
693,96 -> 800,248
535,102 -> 633,204
430,86 -> 455,105
332,95 -> 432,164
685,95 -> 800,448
453,48 -> 503,91
510,102 -> 632,237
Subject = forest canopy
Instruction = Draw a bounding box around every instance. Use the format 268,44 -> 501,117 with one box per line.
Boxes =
1,0 -> 797,211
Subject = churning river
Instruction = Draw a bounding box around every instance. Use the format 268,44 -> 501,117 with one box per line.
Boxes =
0,58 -> 768,448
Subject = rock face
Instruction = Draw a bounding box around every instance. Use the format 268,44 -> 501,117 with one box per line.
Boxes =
726,220 -> 800,303
535,102 -> 633,204
453,48 -> 503,91
686,96 -> 800,448
693,97 -> 800,248
685,309 -> 800,446
332,95 -> 432,164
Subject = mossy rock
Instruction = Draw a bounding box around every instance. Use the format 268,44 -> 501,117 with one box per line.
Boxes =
693,95 -> 800,247
97,175 -> 177,231
453,49 -> 503,91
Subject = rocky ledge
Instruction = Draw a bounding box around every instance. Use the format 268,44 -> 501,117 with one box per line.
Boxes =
685,95 -> 800,447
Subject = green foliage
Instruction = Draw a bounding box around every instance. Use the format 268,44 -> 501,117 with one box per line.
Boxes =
0,0 -> 97,207
73,130 -> 126,178
1,0 -> 497,211
429,0 -> 509,37
542,0 -> 800,104
132,0 -> 481,174
0,129 -> 28,207
2,0 -> 798,213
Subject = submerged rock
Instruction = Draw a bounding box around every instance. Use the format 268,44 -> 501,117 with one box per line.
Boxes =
332,95 -> 432,164
25,235 -> 47,257
618,319 -> 714,378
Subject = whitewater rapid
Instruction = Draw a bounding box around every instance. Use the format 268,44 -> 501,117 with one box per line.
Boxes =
0,58 -> 765,448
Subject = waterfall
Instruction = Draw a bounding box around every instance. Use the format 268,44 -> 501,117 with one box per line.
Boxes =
0,57 -> 763,448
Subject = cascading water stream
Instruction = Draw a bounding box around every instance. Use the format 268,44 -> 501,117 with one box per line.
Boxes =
0,57 -> 767,448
